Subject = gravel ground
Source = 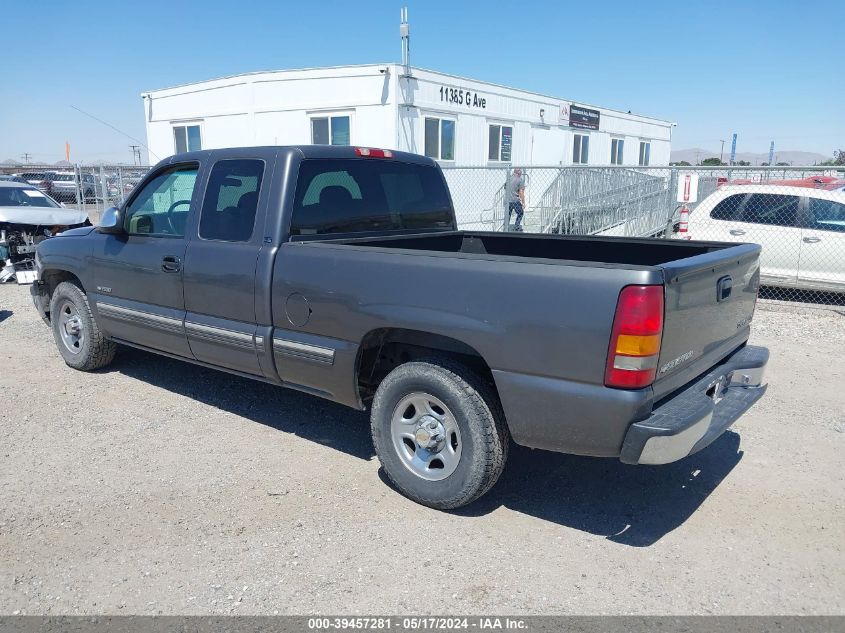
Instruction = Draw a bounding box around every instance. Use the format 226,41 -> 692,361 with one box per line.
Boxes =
0,285 -> 843,616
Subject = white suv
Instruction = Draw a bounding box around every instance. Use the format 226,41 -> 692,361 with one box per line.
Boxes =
681,184 -> 845,293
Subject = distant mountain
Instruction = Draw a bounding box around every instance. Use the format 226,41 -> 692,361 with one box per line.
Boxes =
54,160 -> 72,166
671,148 -> 829,166
0,158 -> 21,166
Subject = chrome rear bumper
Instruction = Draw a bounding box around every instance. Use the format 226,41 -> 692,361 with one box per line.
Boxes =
620,345 -> 769,465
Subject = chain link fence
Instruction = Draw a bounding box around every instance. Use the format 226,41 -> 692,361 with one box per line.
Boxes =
1,164 -> 150,224
443,165 -> 845,305
3,162 -> 843,305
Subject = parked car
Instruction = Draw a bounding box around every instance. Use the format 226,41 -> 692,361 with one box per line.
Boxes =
679,184 -> 845,293
50,172 -> 97,203
31,146 -> 769,509
18,172 -> 57,197
718,175 -> 845,190
0,175 -> 29,184
0,182 -> 89,283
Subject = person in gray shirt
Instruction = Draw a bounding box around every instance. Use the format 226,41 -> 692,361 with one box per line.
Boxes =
507,168 -> 525,231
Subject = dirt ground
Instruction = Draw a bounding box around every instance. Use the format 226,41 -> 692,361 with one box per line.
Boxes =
0,283 -> 843,615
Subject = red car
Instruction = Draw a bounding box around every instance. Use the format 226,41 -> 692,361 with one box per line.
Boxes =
717,175 -> 845,189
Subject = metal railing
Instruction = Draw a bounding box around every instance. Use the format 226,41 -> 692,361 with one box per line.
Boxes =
442,164 -> 845,305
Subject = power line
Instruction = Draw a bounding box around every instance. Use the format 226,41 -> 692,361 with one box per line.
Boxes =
69,105 -> 160,162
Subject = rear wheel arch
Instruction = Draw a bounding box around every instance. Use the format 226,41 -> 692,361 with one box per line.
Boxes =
369,356 -> 510,509
356,327 -> 498,406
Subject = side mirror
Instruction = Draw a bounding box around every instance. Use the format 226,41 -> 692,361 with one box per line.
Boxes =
97,206 -> 125,234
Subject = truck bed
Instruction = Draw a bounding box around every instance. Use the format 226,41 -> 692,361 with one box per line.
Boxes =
321,231 -> 733,268
301,229 -> 762,405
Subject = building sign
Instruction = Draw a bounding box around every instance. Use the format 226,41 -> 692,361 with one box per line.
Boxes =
559,103 -> 569,123
569,105 -> 600,130
676,173 -> 700,203
438,85 -> 487,109
501,126 -> 512,162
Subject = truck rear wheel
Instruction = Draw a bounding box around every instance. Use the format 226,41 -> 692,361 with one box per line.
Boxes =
50,281 -> 117,371
370,359 -> 509,509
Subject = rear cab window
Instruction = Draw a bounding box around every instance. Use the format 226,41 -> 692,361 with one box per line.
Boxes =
290,159 -> 453,236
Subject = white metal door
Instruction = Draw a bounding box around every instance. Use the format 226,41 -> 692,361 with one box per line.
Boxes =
693,192 -> 802,286
797,195 -> 845,292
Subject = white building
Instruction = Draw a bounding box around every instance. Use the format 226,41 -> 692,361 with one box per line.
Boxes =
142,64 -> 674,168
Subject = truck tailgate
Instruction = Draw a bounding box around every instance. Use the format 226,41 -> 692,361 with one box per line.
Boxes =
653,243 -> 761,400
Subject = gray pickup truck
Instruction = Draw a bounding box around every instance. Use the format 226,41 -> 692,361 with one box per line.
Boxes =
31,146 -> 769,509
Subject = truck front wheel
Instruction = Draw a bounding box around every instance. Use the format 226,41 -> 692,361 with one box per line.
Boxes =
49,281 -> 117,371
370,359 -> 509,509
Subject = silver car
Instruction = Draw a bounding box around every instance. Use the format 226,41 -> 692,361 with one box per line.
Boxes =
0,182 -> 89,283
50,172 -> 97,203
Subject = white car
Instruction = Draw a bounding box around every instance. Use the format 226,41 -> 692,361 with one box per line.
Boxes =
680,184 -> 845,293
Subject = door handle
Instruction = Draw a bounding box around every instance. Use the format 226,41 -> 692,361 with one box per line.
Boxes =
161,255 -> 182,272
729,229 -> 746,236
803,236 -> 822,244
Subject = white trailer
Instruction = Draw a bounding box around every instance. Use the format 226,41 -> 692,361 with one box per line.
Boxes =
142,64 -> 674,168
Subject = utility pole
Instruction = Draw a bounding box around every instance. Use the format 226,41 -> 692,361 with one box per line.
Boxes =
21,153 -> 32,164
719,140 -> 726,164
129,145 -> 140,166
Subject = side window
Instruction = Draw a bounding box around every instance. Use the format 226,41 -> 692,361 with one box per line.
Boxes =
638,141 -> 651,166
173,125 -> 202,153
610,138 -> 624,165
124,165 -> 199,237
741,194 -> 799,227
573,134 -> 589,164
488,124 -> 513,162
710,194 -> 745,220
199,159 -> 264,242
311,116 -> 351,145
808,198 -> 845,233
424,117 -> 455,161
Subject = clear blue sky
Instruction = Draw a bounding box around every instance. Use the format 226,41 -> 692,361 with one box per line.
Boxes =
2,0 -> 842,164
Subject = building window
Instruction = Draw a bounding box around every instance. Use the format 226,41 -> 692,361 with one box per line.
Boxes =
311,115 -> 351,145
173,124 -> 202,154
424,117 -> 455,161
639,141 -> 651,166
488,124 -> 513,162
610,138 -> 624,165
572,134 -> 589,164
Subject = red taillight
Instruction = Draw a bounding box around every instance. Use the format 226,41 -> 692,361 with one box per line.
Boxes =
605,285 -> 664,389
354,147 -> 393,158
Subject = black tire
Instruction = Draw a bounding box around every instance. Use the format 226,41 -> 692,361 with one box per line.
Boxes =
49,281 -> 116,371
371,358 -> 509,509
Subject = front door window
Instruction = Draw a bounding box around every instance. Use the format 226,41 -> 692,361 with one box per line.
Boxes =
124,165 -> 199,237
